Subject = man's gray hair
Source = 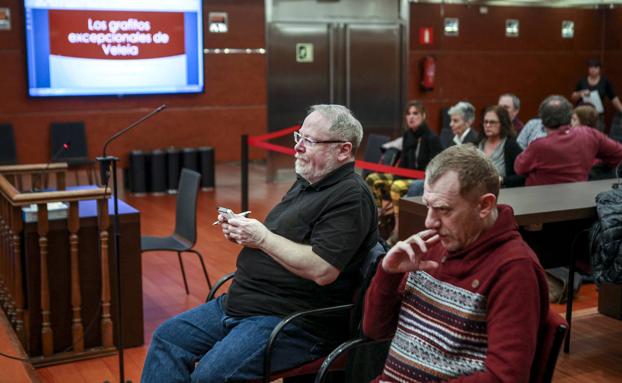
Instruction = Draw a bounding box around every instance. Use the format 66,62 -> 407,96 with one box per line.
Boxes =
309,104 -> 363,154
426,145 -> 500,199
500,93 -> 521,110
447,101 -> 475,124
539,95 -> 572,130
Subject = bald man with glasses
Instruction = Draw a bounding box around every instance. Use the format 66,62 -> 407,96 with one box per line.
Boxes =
142,104 -> 378,383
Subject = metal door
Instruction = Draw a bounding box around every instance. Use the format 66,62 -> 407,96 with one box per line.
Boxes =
346,24 -> 402,135
267,23 -> 331,133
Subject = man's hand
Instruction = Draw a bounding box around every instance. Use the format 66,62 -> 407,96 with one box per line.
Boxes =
222,217 -> 270,248
382,229 -> 440,273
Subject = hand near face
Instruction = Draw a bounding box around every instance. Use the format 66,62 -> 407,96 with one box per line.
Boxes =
221,217 -> 269,248
382,229 -> 440,274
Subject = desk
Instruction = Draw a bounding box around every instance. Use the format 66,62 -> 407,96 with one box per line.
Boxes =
22,197 -> 143,358
400,179 -> 616,353
400,179 -> 614,236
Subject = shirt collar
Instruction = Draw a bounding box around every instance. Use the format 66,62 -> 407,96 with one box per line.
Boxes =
453,128 -> 471,145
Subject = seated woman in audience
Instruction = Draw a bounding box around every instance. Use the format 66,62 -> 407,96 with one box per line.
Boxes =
478,105 -> 525,187
571,103 -> 599,129
365,100 -> 441,243
448,101 -> 479,146
406,101 -> 480,197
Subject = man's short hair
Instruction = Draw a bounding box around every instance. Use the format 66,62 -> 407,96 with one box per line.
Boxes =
425,145 -> 500,199
448,101 -> 475,124
309,104 -> 363,154
539,95 -> 573,130
499,93 -> 521,110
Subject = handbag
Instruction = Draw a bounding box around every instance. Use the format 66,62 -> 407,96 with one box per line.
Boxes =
545,267 -> 583,304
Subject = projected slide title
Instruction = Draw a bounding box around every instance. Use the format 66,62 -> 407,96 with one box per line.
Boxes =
67,17 -> 168,56
49,10 -> 185,60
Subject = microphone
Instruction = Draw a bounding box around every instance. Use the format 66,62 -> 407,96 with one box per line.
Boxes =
99,104 -> 167,185
34,141 -> 71,192
102,104 -> 166,157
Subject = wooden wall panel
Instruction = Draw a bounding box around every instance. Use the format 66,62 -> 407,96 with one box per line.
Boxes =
1,0 -> 620,165
408,3 -> 606,134
0,0 -> 267,166
604,8 -> 622,103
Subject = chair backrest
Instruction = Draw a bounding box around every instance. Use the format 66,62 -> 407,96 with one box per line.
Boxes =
0,123 -> 17,165
362,134 -> 390,178
530,311 -> 568,383
350,241 -> 387,332
439,107 -> 454,149
50,122 -> 90,164
174,168 -> 202,245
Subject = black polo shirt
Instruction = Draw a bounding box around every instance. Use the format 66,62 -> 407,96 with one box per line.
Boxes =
225,162 -> 378,342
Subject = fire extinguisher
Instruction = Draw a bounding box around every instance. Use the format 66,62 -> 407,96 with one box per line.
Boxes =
421,55 -> 436,91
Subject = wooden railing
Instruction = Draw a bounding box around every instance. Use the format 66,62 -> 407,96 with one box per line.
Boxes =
0,164 -> 114,365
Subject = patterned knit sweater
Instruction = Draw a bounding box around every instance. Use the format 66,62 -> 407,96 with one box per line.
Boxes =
364,205 -> 549,382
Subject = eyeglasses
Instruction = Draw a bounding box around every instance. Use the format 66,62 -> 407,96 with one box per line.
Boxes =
293,131 -> 346,147
483,120 -> 500,126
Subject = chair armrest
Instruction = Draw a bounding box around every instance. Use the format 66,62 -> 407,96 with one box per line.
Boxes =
262,303 -> 354,383
205,272 -> 235,302
314,337 -> 367,383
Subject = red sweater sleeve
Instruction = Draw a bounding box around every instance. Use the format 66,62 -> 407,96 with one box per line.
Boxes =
513,143 -> 538,176
593,129 -> 622,168
362,266 -> 406,340
446,258 -> 546,383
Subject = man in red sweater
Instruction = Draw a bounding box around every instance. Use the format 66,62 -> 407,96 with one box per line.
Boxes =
514,94 -> 622,186
364,145 -> 549,382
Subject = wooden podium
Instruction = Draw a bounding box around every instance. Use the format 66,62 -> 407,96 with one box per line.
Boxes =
0,164 -> 143,367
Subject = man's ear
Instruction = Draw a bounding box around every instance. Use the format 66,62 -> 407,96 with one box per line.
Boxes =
478,193 -> 496,219
337,142 -> 353,161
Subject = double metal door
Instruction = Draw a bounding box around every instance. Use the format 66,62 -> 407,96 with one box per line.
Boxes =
267,22 -> 403,136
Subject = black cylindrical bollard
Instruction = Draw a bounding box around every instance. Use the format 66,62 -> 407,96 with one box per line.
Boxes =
150,149 -> 167,195
129,150 -> 147,195
166,147 -> 181,193
182,147 -> 199,173
198,146 -> 215,190
241,135 -> 249,213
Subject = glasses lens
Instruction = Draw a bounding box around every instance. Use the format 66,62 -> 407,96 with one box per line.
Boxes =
294,132 -> 300,143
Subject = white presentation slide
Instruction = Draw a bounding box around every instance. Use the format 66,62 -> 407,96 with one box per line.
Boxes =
49,54 -> 187,89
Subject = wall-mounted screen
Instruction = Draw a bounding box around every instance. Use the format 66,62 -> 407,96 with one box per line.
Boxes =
24,0 -> 204,97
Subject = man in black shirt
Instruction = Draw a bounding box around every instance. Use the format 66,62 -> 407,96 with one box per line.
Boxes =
142,105 -> 378,382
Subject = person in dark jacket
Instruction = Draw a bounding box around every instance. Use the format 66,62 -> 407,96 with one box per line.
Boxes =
366,100 -> 442,243
478,105 -> 525,187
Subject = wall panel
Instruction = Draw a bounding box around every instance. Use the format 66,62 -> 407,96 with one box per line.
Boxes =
0,0 -> 267,166
408,3 -> 606,134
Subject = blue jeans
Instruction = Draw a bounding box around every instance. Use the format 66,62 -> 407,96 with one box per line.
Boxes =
141,295 -> 329,383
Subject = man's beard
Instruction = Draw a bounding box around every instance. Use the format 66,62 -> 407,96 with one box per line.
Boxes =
295,155 -> 340,184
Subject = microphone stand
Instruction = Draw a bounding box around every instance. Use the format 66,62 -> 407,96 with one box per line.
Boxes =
97,104 -> 166,383
33,141 -> 71,192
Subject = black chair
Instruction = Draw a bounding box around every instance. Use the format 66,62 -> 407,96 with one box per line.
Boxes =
205,241 -> 388,383
0,123 -> 17,165
361,134 -> 390,179
315,303 -> 567,383
439,107 -> 454,149
49,122 -> 97,185
530,311 -> 568,383
141,168 -> 212,293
